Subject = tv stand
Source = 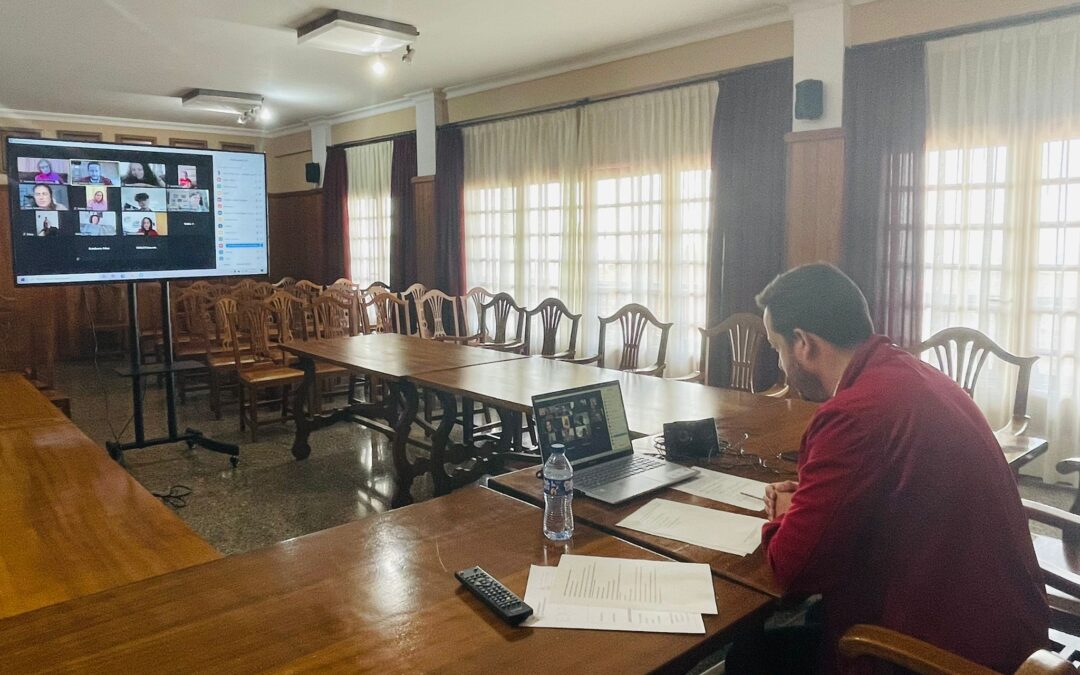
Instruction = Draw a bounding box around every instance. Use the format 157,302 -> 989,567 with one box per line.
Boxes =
105,280 -> 239,466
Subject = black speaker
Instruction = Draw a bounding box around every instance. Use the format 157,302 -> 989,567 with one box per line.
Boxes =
305,162 -> 321,184
794,79 -> 824,120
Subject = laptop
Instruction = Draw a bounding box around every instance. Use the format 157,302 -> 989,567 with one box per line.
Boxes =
531,380 -> 698,504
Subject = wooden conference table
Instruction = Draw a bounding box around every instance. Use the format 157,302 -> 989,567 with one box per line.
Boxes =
0,487 -> 772,673
0,373 -> 220,620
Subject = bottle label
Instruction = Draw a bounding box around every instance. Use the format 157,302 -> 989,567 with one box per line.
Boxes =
544,478 -> 572,497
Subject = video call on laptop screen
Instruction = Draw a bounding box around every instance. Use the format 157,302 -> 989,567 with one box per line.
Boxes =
6,137 -> 268,286
533,381 -> 633,464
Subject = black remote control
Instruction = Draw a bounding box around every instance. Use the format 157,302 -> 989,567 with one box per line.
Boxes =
455,566 -> 534,626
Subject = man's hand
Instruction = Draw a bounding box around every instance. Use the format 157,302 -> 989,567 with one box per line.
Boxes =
764,480 -> 799,520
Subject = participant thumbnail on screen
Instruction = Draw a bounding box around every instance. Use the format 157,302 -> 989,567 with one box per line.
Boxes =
78,212 -> 118,236
19,183 -> 69,210
122,212 -> 168,236
167,189 -> 209,212
83,187 -> 110,211
16,158 -> 70,184
70,160 -> 120,186
176,165 -> 197,189
121,187 -> 166,211
120,162 -> 167,187
35,212 -> 60,236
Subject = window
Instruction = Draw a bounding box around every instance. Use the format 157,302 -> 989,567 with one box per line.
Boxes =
348,193 -> 392,284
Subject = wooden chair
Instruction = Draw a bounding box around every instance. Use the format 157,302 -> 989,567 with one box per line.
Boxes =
84,284 -> 129,356
909,327 -> 1039,437
371,292 -> 417,336
571,303 -> 672,377
418,289 -> 477,344
361,281 -> 391,295
328,278 -> 355,291
462,287 -> 494,337
477,292 -> 527,354
839,625 -> 1076,674
228,301 -> 304,441
171,288 -> 215,402
311,294 -> 357,339
293,280 -> 324,303
0,296 -> 69,416
682,312 -> 786,396
273,277 -> 297,291
1024,498 -> 1080,664
268,295 -> 348,412
525,297 -> 581,359
264,290 -> 309,344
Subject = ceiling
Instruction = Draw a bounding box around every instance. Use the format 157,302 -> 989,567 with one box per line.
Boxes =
0,0 -> 798,132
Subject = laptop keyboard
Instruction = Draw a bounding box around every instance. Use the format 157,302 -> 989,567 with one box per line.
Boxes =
576,455 -> 665,490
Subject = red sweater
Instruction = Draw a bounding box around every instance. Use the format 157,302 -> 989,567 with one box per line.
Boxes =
762,336 -> 1049,674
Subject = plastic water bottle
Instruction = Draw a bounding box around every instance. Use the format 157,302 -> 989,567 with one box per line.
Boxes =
543,443 -> 574,541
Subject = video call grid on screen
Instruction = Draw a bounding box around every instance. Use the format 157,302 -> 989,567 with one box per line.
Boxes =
6,137 -> 268,286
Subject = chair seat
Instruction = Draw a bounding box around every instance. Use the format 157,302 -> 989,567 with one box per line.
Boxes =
315,363 -> 348,376
240,367 -> 304,385
206,353 -> 258,369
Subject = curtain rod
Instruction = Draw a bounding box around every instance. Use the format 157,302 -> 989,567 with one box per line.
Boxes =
853,4 -> 1080,50
331,129 -> 416,151
440,58 -> 792,131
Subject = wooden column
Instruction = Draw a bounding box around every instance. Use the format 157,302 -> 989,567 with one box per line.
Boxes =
785,128 -> 846,268
411,175 -> 436,288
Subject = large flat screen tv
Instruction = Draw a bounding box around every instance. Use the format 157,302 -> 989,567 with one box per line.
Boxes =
6,137 -> 268,286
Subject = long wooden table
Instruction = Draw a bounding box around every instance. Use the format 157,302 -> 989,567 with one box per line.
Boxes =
281,334 -> 529,506
0,487 -> 772,673
0,372 -> 220,620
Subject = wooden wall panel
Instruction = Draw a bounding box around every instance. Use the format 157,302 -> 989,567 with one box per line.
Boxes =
268,189 -> 324,283
412,176 -> 436,289
785,128 -> 846,268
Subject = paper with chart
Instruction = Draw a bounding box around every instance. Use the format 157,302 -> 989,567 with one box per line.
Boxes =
522,565 -> 706,634
673,467 -> 769,511
617,498 -> 766,556
547,554 -> 717,615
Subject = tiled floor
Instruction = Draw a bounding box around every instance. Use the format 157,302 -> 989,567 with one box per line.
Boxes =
56,358 -> 1075,554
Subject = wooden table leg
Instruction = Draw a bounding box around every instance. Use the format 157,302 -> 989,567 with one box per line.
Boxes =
430,391 -> 459,497
290,357 -> 316,460
389,380 -> 421,508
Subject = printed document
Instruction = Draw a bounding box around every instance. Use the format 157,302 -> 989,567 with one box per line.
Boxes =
673,467 -> 769,511
547,554 -> 717,614
617,498 -> 766,556
522,565 -> 706,633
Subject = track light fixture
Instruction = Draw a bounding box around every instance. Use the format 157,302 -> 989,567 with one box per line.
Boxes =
236,104 -> 269,125
401,45 -> 414,63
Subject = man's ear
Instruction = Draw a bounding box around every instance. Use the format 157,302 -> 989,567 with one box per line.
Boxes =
791,328 -> 818,360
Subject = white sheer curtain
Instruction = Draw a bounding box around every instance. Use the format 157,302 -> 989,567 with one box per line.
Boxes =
461,82 -> 717,376
345,141 -> 393,285
925,15 -> 1080,482
579,83 -> 717,375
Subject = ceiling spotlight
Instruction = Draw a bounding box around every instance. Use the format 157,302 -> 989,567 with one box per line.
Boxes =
372,55 -> 387,76
258,106 -> 272,122
401,45 -> 414,63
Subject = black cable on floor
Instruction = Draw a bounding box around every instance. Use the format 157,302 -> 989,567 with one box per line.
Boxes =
151,484 -> 193,508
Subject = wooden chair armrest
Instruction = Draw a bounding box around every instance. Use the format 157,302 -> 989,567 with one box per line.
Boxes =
628,364 -> 664,377
668,371 -> 703,383
565,355 -> 600,366
480,339 -> 526,354
435,334 -> 481,346
1016,649 -> 1079,675
838,625 -> 997,675
1057,458 -> 1080,476
761,383 -> 791,398
1024,499 -> 1080,532
542,349 -> 575,360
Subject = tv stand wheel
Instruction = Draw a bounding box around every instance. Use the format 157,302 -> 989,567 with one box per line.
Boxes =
229,456 -> 240,468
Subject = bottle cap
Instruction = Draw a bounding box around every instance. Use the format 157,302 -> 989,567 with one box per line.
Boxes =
550,443 -> 566,453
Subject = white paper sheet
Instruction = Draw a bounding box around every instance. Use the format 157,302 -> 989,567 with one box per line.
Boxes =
522,566 -> 706,634
547,554 -> 718,615
616,498 -> 766,556
673,467 -> 769,512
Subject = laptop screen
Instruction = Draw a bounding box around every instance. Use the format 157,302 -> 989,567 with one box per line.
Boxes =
532,381 -> 633,465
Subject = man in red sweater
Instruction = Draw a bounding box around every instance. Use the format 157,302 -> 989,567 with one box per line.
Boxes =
727,264 -> 1048,674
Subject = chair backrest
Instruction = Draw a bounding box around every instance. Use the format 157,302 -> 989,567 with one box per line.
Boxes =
273,277 -> 297,290
228,301 -> 279,369
361,281 -> 391,296
293,280 -> 323,303
264,290 -> 307,343
173,288 -> 213,349
479,292 -> 526,346
370,292 -> 416,336
0,296 -> 43,381
310,294 -> 356,340
462,287 -> 494,336
597,303 -> 672,376
697,312 -> 770,392
418,289 -> 465,340
909,327 -> 1038,432
402,283 -> 427,303
328,277 -> 354,289
525,297 -> 581,358
85,284 -> 128,328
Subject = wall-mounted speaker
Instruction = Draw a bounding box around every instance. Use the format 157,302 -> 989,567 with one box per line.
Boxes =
305,162 -> 321,184
794,79 -> 824,120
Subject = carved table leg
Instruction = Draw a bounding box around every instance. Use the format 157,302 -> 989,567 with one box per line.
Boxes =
389,380 -> 421,508
290,356 -> 316,460
431,391 -> 459,497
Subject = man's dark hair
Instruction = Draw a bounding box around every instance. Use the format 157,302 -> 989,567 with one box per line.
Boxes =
755,263 -> 873,348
